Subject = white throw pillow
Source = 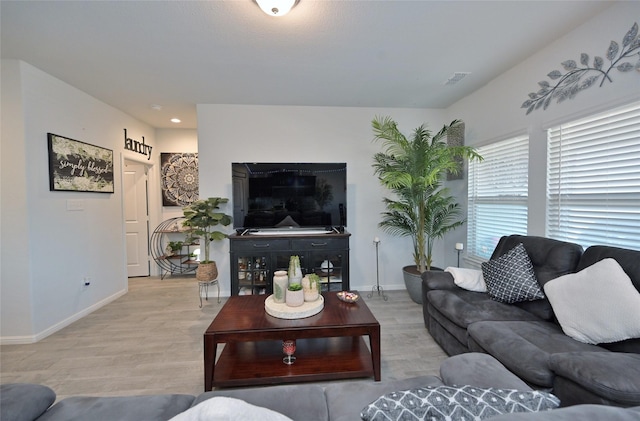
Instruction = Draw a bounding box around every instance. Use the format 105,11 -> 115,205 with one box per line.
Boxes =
169,396 -> 293,421
544,258 -> 640,345
445,267 -> 487,292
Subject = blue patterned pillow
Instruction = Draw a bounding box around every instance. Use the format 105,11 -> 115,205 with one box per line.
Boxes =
481,243 -> 545,303
360,385 -> 560,421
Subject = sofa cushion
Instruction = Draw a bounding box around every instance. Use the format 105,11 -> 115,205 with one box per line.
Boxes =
360,385 -> 559,421
0,383 -> 56,421
169,396 -> 292,421
549,352 -> 640,406
194,384 -> 328,421
491,235 -> 583,286
482,244 -> 545,303
577,246 -> 640,290
325,376 -> 443,421
427,290 -> 541,331
544,258 -> 640,344
488,404 -> 640,421
439,353 -> 532,391
36,394 -> 195,421
467,320 -> 607,388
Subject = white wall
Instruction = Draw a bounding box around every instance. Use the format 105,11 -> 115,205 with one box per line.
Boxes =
197,104 -> 448,295
445,2 -> 640,264
0,60 -> 156,343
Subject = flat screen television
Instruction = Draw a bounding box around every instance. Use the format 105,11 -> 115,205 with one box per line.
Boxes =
232,162 -> 347,231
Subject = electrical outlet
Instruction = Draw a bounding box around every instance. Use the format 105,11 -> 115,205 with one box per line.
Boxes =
83,277 -> 91,287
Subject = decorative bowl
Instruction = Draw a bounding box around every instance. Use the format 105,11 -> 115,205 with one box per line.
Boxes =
337,291 -> 359,303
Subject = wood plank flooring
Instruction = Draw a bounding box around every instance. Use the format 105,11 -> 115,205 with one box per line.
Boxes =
0,277 -> 447,400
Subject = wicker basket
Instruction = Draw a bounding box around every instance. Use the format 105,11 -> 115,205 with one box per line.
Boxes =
196,261 -> 218,281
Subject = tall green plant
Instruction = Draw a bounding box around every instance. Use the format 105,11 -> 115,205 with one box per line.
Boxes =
182,197 -> 232,263
372,116 -> 482,272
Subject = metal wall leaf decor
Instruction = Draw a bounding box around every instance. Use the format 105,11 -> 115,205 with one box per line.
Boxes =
522,22 -> 640,115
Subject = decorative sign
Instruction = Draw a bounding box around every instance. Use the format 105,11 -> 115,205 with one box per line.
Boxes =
47,133 -> 114,193
124,128 -> 152,160
161,152 -> 199,206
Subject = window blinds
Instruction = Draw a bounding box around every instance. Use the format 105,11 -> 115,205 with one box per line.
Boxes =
547,101 -> 640,250
468,135 -> 529,260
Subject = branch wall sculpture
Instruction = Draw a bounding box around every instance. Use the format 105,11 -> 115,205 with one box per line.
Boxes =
522,22 -> 640,115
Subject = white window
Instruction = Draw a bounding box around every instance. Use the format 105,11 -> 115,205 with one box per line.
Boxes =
467,135 -> 529,261
547,101 -> 640,250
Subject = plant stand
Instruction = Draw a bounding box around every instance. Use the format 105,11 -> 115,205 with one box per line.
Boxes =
199,278 -> 220,307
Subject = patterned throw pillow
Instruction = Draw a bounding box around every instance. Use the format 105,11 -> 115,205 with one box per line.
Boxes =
481,243 -> 544,303
360,385 -> 560,421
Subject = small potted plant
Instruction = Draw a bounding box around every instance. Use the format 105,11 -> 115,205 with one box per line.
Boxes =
182,197 -> 232,282
286,282 -> 304,307
165,241 -> 183,256
301,273 -> 320,302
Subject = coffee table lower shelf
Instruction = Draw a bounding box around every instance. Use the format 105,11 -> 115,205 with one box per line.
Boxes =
213,336 -> 374,388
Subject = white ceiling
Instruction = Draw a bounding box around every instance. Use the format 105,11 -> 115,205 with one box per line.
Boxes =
1,0 -> 614,129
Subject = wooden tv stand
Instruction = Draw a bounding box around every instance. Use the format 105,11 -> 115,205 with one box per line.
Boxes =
228,231 -> 350,296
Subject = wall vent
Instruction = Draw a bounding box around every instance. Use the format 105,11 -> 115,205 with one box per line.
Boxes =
443,72 -> 471,86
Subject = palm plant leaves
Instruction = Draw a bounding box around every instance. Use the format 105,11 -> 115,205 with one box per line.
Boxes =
372,116 -> 482,272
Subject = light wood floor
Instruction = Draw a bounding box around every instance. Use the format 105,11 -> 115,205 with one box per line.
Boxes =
0,277 -> 447,400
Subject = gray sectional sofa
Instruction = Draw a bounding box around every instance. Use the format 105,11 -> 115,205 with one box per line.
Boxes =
3,353 -> 640,421
422,235 -> 640,408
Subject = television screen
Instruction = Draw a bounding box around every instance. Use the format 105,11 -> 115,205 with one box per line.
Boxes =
232,163 -> 347,230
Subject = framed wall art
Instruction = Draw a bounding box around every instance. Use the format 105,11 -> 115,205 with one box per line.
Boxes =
161,152 -> 199,206
47,133 -> 114,193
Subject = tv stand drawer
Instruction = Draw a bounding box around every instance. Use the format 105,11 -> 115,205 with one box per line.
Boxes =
231,239 -> 290,252
291,238 -> 349,250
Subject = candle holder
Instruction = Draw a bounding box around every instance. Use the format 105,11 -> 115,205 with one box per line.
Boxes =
368,237 -> 388,301
455,243 -> 464,267
282,339 -> 296,365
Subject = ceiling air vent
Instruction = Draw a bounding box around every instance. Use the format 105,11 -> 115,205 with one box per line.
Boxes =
443,72 -> 471,86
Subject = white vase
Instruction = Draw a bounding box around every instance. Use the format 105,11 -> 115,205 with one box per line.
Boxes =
301,275 -> 319,302
273,270 -> 288,303
288,255 -> 303,284
286,289 -> 304,307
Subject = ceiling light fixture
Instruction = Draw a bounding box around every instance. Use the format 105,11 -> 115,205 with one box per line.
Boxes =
254,0 -> 299,17
170,118 -> 181,123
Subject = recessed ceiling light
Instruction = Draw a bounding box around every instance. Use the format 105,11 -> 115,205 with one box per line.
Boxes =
151,104 -> 163,111
170,118 -> 181,123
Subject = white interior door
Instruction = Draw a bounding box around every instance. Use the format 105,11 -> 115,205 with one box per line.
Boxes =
124,162 -> 150,277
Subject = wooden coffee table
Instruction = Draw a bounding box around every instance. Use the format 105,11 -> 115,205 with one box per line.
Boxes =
203,291 -> 381,390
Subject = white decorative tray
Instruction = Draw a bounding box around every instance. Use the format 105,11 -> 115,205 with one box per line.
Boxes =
265,294 -> 324,319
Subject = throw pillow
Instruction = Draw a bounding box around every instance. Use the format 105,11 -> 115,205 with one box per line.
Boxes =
169,396 -> 293,421
360,385 -> 560,421
543,258 -> 640,344
445,267 -> 487,292
481,243 -> 544,303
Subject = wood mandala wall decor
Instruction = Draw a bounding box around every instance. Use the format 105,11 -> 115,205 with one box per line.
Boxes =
161,152 -> 199,206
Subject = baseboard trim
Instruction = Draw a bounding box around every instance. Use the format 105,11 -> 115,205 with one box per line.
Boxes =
0,288 -> 127,345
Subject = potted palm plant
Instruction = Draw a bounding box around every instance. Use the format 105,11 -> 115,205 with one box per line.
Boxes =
182,197 -> 232,282
371,116 -> 482,303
